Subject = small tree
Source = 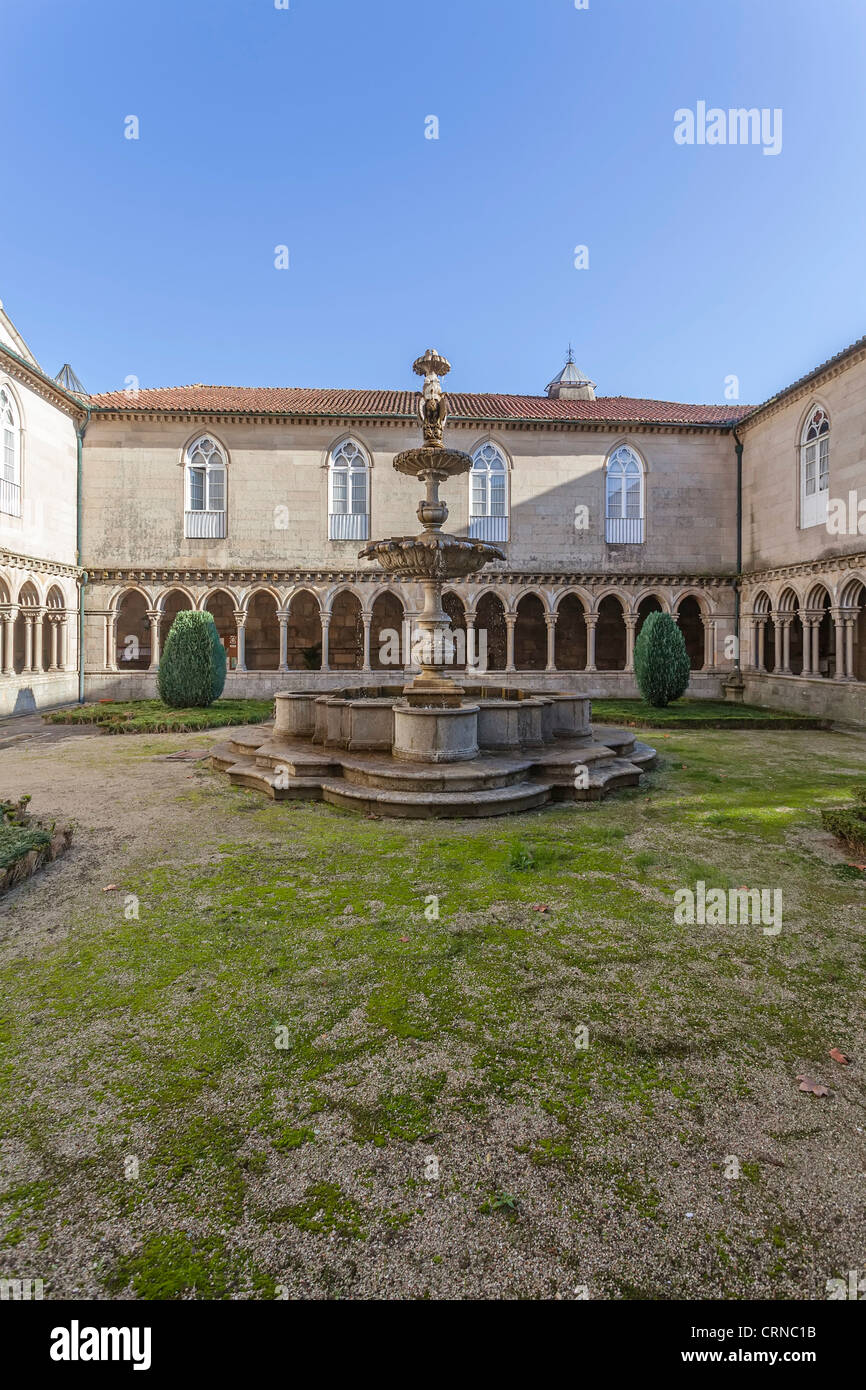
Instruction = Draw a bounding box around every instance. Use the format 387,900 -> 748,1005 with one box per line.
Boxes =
633,610 -> 691,708
157,611 -> 227,708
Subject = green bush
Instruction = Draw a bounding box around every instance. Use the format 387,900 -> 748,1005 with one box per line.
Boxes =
633,611 -> 691,708
822,783 -> 866,855
157,611 -> 227,708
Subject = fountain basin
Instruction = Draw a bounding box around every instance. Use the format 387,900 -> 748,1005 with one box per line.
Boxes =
392,701 -> 480,763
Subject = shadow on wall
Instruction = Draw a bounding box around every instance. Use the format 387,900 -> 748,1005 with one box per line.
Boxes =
12,687 -> 36,714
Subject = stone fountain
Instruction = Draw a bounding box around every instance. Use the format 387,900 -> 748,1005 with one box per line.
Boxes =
358,349 -> 505,763
210,350 -> 657,817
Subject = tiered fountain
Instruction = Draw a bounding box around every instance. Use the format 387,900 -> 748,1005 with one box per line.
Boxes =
211,351 -> 657,817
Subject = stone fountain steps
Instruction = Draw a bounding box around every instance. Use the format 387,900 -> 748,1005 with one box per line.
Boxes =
320,779 -> 552,819
339,757 -> 531,794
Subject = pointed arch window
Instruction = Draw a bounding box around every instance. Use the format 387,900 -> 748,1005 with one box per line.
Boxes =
605,445 -> 644,544
0,386 -> 21,517
469,443 -> 509,543
184,436 -> 227,539
800,406 -> 830,529
328,439 -> 370,540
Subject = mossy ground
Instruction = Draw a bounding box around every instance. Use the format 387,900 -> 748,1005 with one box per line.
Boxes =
0,723 -> 864,1299
44,699 -> 273,734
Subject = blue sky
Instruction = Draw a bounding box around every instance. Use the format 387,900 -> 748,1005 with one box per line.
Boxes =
2,0 -> 865,405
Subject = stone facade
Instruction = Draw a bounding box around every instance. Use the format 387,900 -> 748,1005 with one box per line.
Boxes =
0,307 -> 83,716
1,302 -> 864,724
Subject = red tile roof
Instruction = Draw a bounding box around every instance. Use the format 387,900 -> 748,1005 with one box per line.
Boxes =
87,384 -> 752,427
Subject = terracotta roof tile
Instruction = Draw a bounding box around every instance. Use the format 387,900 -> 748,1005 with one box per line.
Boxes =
86,384 -> 752,427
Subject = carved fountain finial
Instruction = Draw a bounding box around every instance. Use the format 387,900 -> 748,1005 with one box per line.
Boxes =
413,348 -> 451,449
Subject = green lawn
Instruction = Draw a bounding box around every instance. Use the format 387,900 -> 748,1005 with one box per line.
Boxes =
44,698 -> 273,734
0,725 -> 864,1299
592,697 -> 824,729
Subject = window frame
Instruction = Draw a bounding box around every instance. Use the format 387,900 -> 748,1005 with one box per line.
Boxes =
183,435 -> 228,539
328,438 -> 370,540
0,382 -> 22,518
605,444 -> 645,544
469,441 -> 509,543
799,405 -> 830,530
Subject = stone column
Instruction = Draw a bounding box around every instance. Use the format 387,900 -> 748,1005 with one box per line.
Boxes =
59,614 -> 69,671
504,614 -> 516,673
831,608 -> 846,680
624,614 -> 638,672
31,612 -> 44,672
465,614 -> 477,671
544,614 -> 557,672
24,615 -> 35,673
781,618 -> 791,675
233,612 -> 247,672
771,614 -> 784,673
147,610 -> 161,672
319,613 -> 331,673
811,616 -> 821,676
49,616 -> 60,672
584,614 -> 598,672
844,615 -> 856,680
103,612 -> 119,671
756,619 -> 766,673
702,616 -> 716,671
1,609 -> 14,674
361,612 -> 372,673
800,618 -> 813,676
277,610 -> 290,673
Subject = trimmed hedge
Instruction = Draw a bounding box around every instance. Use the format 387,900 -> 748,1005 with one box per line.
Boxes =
633,610 -> 691,708
157,611 -> 227,709
822,783 -> 866,856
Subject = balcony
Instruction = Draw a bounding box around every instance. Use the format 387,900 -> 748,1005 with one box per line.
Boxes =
329,513 -> 369,541
0,479 -> 21,517
469,515 -> 509,544
184,509 -> 226,539
605,516 -> 644,545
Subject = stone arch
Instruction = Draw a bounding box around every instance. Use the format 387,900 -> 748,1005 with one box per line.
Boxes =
841,576 -> 866,681
777,586 -> 801,614
751,589 -> 772,615
475,591 -> 506,672
596,593 -> 627,671
778,589 -> 803,676
370,590 -> 405,672
514,592 -> 547,670
286,588 -> 322,669
635,592 -> 665,639
158,587 -> 194,649
329,589 -> 364,671
442,591 -> 468,672
675,595 -> 704,670
554,592 -> 587,671
204,588 -> 238,668
42,585 -> 66,671
115,587 -> 151,670
246,589 -> 280,671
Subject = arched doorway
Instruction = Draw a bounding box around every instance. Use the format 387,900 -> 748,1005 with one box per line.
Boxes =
115,590 -> 150,670
205,590 -> 238,668
636,594 -> 663,637
514,594 -> 547,670
246,591 -> 280,671
677,596 -> 704,670
329,591 -> 363,670
442,592 -> 467,670
475,592 -> 506,672
159,589 -> 193,652
286,591 -> 322,669
554,594 -> 587,671
371,591 -> 404,672
596,595 -> 627,670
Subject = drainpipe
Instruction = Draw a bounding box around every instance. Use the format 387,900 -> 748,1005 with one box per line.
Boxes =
732,423 -> 744,674
75,407 -> 91,703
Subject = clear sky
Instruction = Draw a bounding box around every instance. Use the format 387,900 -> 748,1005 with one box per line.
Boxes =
2,0 -> 865,406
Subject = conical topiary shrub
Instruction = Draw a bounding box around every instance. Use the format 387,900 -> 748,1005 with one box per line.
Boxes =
633,610 -> 691,708
157,610 -> 227,708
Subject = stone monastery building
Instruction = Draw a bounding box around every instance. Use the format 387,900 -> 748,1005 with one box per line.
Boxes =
1,299 -> 864,724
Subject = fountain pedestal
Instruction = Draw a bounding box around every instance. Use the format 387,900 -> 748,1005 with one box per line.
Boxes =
358,350 -> 505,759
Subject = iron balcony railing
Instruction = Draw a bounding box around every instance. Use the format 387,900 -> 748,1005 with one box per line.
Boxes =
605,516 -> 644,544
0,479 -> 21,517
469,515 -> 509,543
329,512 -> 369,541
184,509 -> 226,539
